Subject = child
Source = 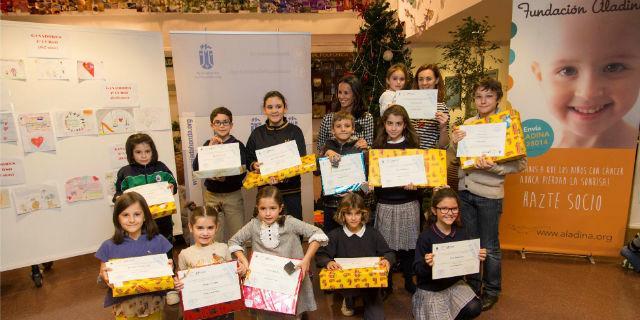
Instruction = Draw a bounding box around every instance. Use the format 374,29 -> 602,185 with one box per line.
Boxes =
246,91 -> 307,221
451,78 -> 527,310
320,111 -> 368,233
413,64 -> 450,149
316,193 -> 394,319
193,106 -> 248,242
372,104 -> 421,294
96,192 -> 173,319
228,186 -> 328,319
412,187 -> 486,320
113,133 -> 178,257
316,75 -> 374,153
529,9 -> 640,148
379,63 -> 410,116
174,203 -> 246,320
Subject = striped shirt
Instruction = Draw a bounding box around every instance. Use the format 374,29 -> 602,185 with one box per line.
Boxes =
316,111 -> 374,153
411,102 -> 449,149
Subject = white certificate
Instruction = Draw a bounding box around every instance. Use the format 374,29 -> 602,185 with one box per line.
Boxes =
334,257 -> 380,270
124,181 -> 174,206
194,143 -> 244,178
456,123 -> 507,157
178,261 -> 241,311
378,154 -> 427,188
243,252 -> 301,296
106,254 -> 173,287
255,140 -> 302,176
394,89 -> 438,119
319,153 -> 366,195
432,239 -> 480,280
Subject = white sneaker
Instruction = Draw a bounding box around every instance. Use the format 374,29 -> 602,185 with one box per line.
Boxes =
341,298 -> 354,317
166,290 -> 180,305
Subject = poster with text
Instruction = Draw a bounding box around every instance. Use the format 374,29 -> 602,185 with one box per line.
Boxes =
104,82 -> 139,107
502,0 -> 640,256
54,109 -> 99,137
0,158 -> 26,186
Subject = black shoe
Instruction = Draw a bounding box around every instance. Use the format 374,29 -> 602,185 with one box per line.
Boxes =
481,294 -> 499,311
31,272 -> 43,288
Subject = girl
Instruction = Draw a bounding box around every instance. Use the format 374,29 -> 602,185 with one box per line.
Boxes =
451,78 -> 527,311
373,105 -> 421,294
113,133 -> 178,259
413,64 -> 450,149
379,63 -> 410,116
316,193 -> 394,319
246,91 -> 307,221
174,202 -> 246,320
316,75 -> 374,153
413,187 -> 486,320
228,186 -> 328,319
96,192 -> 173,320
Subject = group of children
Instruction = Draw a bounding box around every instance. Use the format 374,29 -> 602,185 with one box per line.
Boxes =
97,62 -> 525,320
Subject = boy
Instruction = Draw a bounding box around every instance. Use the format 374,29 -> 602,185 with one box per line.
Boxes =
529,9 -> 640,148
193,107 -> 247,242
320,111 -> 368,233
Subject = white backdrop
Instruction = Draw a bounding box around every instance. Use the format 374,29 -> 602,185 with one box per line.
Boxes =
0,21 -> 178,271
170,32 -> 314,222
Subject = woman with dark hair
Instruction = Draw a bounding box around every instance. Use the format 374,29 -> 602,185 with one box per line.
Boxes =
316,75 -> 374,153
412,64 -> 450,150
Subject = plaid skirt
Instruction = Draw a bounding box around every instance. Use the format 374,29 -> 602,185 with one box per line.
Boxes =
374,201 -> 420,251
412,281 -> 476,320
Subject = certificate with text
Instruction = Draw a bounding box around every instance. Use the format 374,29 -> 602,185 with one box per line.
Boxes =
255,140 -> 302,176
378,154 -> 427,188
319,153 -> 366,195
124,181 -> 174,206
194,143 -> 244,178
432,239 -> 480,280
178,262 -> 241,311
456,123 -> 507,157
243,252 -> 301,296
394,89 -> 438,119
106,254 -> 173,287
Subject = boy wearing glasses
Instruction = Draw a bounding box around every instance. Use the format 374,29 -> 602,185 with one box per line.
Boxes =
192,106 -> 247,242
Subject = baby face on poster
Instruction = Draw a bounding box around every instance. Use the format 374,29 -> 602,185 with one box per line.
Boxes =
527,7 -> 640,148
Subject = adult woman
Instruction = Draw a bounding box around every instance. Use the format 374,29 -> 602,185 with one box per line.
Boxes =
412,64 -> 450,149
316,75 -> 374,153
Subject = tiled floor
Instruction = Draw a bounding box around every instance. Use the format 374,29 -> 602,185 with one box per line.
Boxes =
1,248 -> 639,320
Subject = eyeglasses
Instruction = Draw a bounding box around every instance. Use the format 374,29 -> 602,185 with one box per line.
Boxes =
436,207 -> 459,214
212,120 -> 231,127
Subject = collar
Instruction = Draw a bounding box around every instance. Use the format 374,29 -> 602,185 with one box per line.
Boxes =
387,136 -> 406,144
343,224 -> 366,238
265,117 -> 289,131
431,223 -> 456,239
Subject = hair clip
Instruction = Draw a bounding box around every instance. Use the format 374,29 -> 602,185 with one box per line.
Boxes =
433,185 -> 451,192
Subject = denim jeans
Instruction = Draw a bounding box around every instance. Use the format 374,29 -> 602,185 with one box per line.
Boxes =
459,190 -> 503,297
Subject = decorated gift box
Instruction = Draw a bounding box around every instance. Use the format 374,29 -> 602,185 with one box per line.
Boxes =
459,109 -> 526,169
368,149 -> 447,187
319,266 -> 388,290
243,154 -> 317,189
112,275 -> 174,298
183,299 -> 245,320
149,201 -> 177,220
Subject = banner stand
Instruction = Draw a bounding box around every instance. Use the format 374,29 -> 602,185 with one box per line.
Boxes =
518,249 -> 595,265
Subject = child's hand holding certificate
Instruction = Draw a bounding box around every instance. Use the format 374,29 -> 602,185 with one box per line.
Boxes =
255,140 -> 302,176
432,239 -> 481,280
194,143 -> 244,179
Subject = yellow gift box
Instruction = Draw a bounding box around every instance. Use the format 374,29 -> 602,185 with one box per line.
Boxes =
112,275 -> 175,298
319,267 -> 388,290
149,202 -> 176,220
459,109 -> 526,169
368,149 -> 447,187
243,154 -> 317,189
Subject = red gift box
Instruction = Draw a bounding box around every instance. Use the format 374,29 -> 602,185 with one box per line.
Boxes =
242,253 -> 303,315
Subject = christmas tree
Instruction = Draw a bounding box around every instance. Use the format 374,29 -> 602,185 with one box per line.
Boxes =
351,0 -> 413,117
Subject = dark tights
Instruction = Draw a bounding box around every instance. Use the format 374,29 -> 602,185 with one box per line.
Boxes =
455,297 -> 482,320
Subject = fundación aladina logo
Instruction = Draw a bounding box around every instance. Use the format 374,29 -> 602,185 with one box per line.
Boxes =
199,44 -> 214,70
